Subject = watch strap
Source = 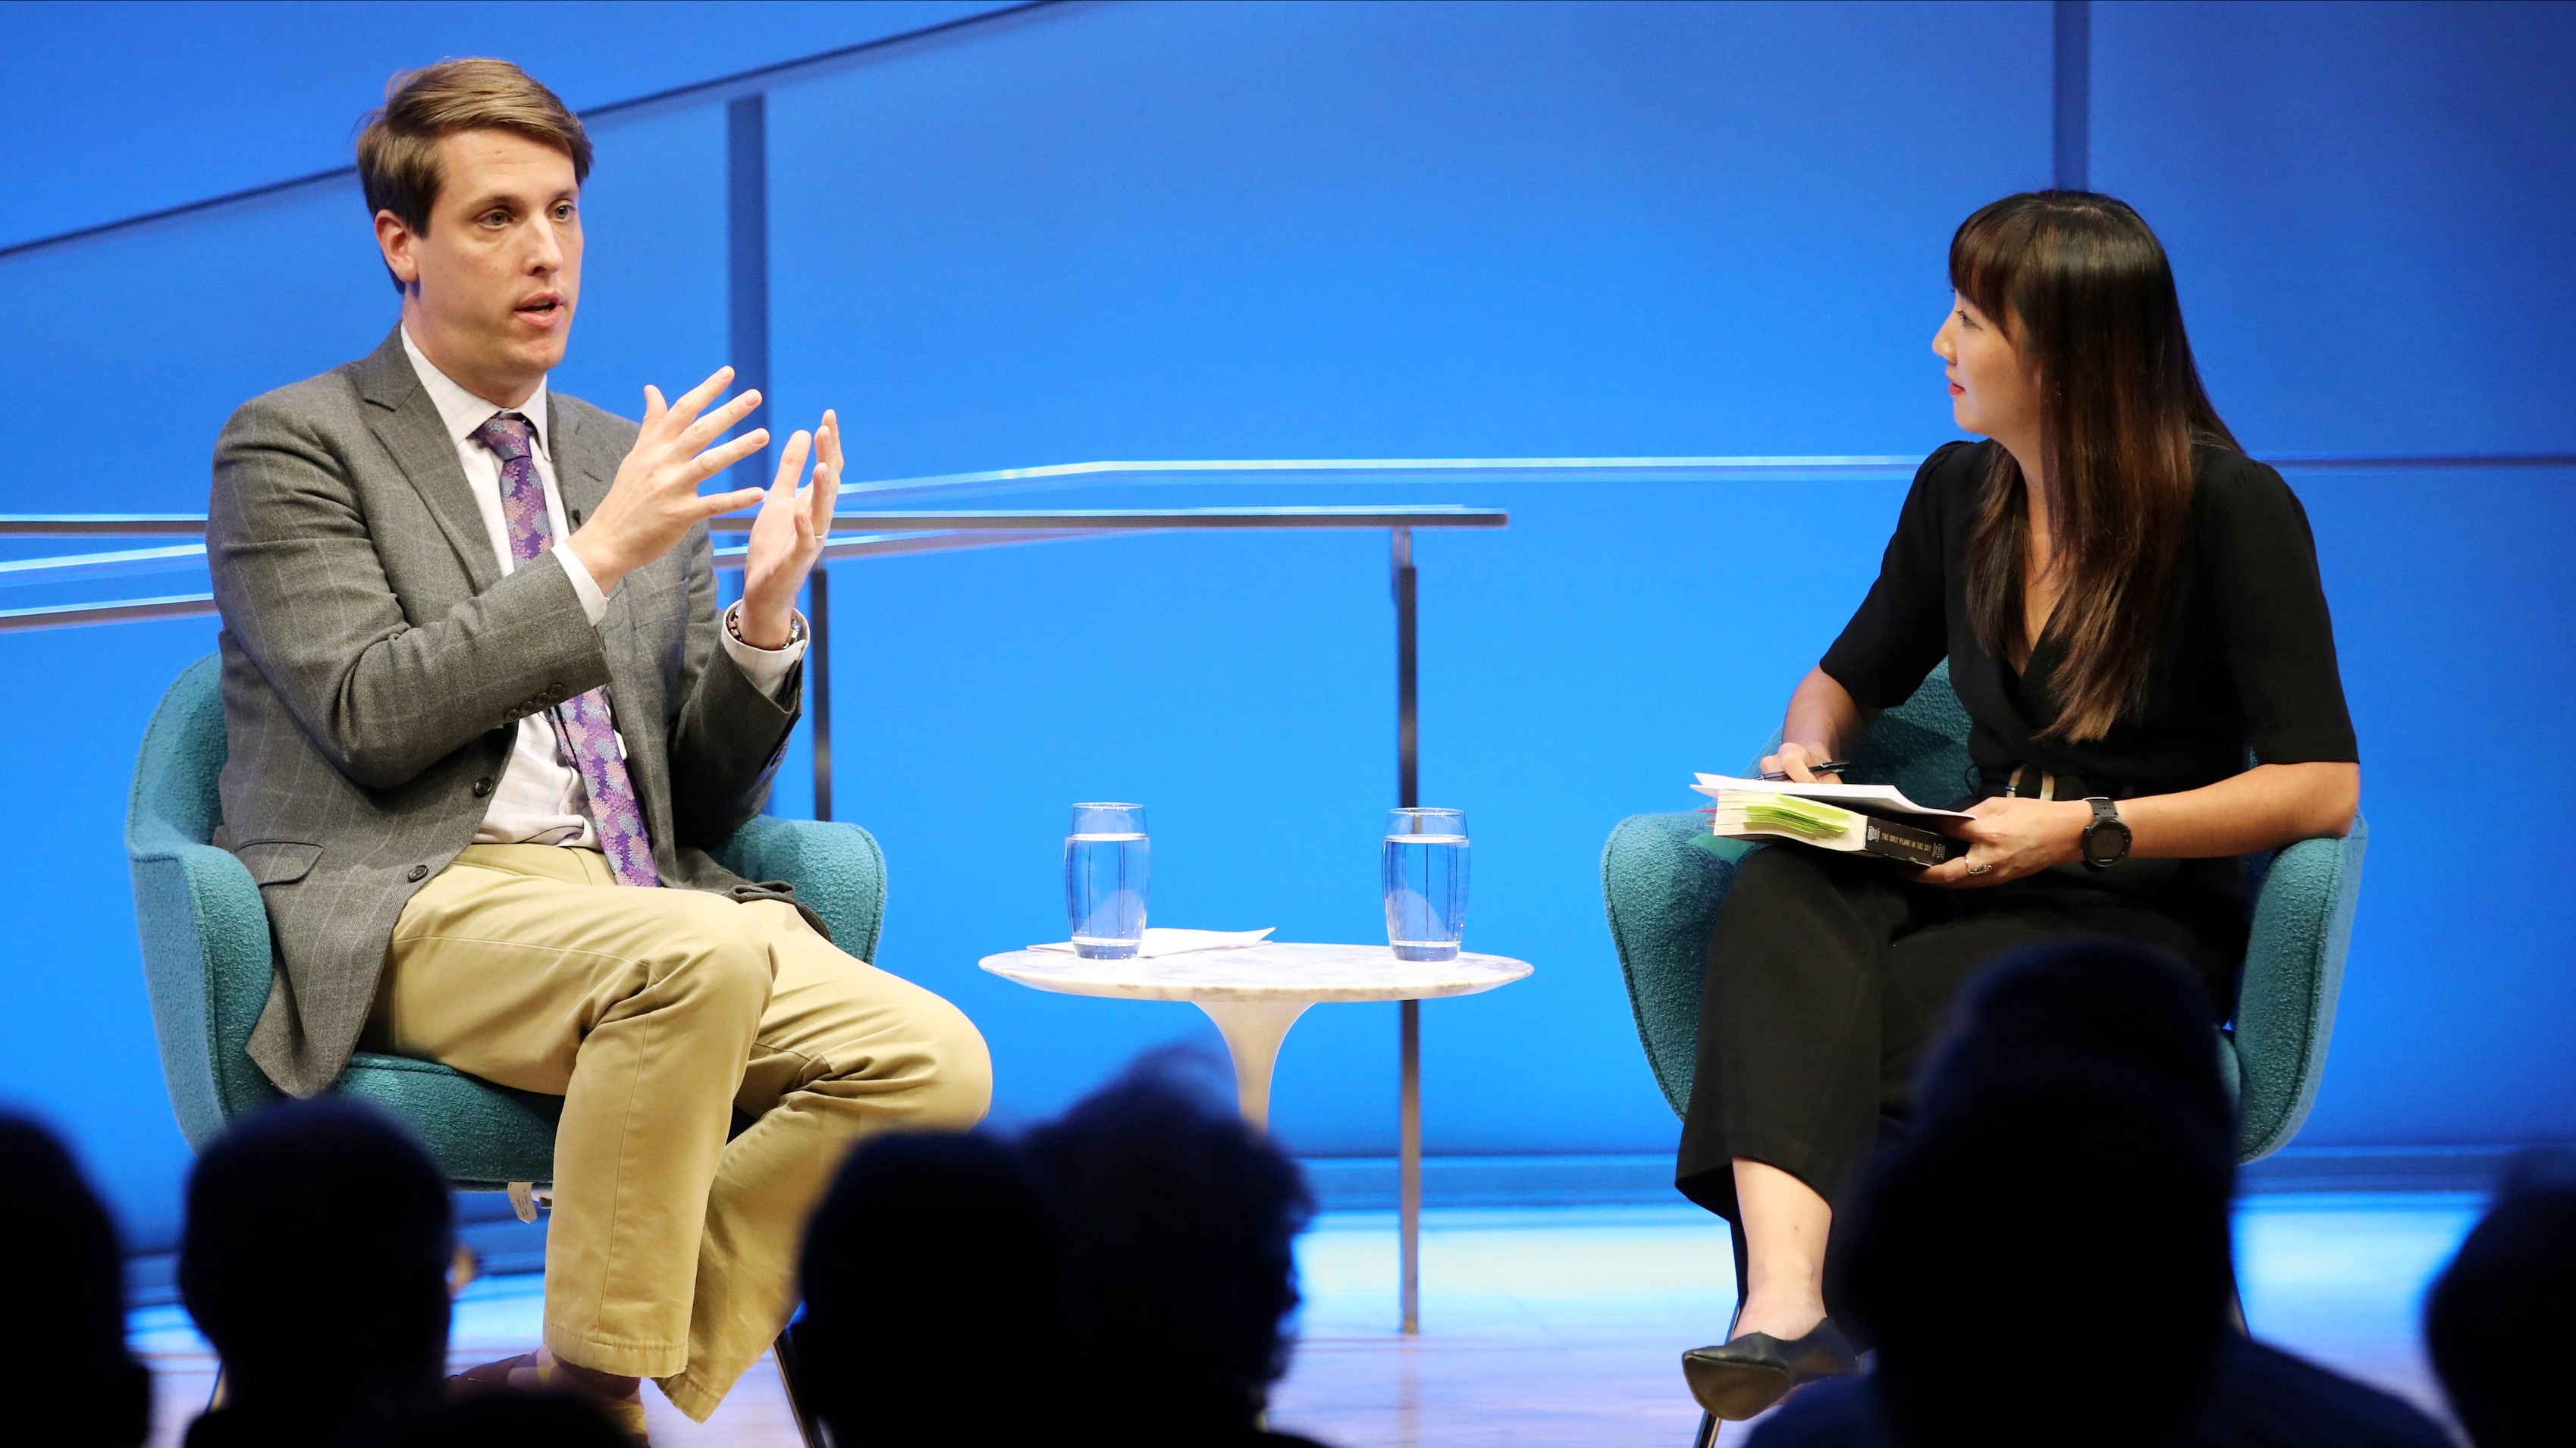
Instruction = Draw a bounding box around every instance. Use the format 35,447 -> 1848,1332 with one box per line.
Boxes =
2081,796 -> 2129,869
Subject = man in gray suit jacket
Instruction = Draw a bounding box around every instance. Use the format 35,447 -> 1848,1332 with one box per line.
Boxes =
208,59 -> 989,1430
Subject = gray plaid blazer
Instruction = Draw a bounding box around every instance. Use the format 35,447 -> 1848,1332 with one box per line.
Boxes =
209,328 -> 803,1097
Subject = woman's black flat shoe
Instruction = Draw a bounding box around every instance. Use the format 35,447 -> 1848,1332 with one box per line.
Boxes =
1681,1318 -> 1859,1420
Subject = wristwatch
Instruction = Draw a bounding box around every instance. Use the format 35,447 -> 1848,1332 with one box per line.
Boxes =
2080,797 -> 2131,870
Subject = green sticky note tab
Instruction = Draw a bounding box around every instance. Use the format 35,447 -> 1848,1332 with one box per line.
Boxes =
1738,795 -> 1857,840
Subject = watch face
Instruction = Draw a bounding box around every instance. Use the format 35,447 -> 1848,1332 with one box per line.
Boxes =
2085,822 -> 2131,866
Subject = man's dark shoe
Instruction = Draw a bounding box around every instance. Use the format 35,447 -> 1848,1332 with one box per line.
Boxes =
453,1349 -> 650,1443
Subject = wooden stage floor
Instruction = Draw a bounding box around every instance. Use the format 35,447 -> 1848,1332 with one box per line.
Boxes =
131,1195 -> 2477,1446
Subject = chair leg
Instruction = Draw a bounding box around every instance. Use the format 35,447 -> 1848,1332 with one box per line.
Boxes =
773,1326 -> 830,1448
1686,1217 -> 1745,1448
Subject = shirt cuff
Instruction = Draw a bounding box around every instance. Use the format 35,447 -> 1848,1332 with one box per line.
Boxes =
551,541 -> 611,626
722,602 -> 808,698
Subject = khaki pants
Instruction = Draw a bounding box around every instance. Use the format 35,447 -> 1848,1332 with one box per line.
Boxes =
368,845 -> 991,1419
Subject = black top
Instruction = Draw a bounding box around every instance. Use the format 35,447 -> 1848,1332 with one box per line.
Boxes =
1824,439 -> 2358,799
1818,440 -> 2358,941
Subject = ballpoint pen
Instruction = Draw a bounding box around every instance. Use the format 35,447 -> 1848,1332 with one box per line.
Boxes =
1759,760 -> 1851,782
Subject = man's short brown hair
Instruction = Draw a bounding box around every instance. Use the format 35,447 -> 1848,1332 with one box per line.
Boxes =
357,58 -> 592,239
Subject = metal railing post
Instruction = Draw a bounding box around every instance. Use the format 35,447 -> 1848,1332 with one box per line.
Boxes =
809,566 -> 833,821
726,93 -> 774,494
1393,525 -> 1423,1336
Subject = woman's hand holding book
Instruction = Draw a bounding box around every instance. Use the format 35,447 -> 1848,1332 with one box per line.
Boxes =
1916,797 -> 2091,889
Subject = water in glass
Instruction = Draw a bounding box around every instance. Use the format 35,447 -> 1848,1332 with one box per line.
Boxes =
1067,802 -> 1150,959
1383,807 -> 1468,961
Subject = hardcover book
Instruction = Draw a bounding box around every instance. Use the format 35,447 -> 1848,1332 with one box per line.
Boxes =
1689,775 -> 1972,867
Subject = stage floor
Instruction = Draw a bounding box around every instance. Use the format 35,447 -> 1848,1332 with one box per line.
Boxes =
130,1193 -> 2478,1446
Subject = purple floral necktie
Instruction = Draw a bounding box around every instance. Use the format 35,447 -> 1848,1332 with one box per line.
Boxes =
472,412 -> 662,888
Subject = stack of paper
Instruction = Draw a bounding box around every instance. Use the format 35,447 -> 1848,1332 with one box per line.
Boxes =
1690,774 -> 1971,820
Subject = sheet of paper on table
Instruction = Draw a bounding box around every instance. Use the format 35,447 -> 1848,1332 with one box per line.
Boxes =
1027,927 -> 1278,957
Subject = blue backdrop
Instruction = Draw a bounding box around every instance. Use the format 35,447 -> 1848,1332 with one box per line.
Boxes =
2,0 -> 2568,1253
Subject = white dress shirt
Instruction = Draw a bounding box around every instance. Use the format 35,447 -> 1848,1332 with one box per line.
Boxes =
400,330 -> 806,849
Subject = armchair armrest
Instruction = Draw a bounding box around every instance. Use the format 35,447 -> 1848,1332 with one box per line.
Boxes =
713,815 -> 889,964
127,838 -> 287,1146
2231,815 -> 2368,1161
1602,812 -> 1755,1117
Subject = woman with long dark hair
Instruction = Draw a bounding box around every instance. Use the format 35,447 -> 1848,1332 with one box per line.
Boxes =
1677,192 -> 2361,1419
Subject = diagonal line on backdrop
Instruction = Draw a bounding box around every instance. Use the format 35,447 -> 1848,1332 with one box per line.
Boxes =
0,0 -> 1072,262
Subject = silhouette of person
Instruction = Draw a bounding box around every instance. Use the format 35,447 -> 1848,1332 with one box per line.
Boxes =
2425,1149 -> 2576,1448
178,1098 -> 452,1448
1024,1058 -> 1330,1447
0,1114 -> 152,1447
1756,941 -> 2449,1448
795,1128 -> 1072,1447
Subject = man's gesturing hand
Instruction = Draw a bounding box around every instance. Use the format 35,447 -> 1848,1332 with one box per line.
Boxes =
736,409 -> 845,649
568,367 -> 770,595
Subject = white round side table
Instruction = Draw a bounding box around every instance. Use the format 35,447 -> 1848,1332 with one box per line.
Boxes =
981,941 -> 1534,1333
981,942 -> 1531,1130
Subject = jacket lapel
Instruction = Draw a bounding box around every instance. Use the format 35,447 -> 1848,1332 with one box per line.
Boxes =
546,391 -> 617,531
550,394 -> 678,863
352,327 -> 500,594
547,393 -> 632,648
547,393 -> 660,714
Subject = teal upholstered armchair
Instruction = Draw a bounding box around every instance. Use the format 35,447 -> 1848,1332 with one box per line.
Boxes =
127,653 -> 874,1441
1601,660 -> 2366,1166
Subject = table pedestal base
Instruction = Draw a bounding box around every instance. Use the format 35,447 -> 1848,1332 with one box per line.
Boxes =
1195,999 -> 1313,1133
985,945 -> 1533,1341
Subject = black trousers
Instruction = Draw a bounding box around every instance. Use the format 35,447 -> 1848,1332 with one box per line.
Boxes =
1673,845 -> 2234,1225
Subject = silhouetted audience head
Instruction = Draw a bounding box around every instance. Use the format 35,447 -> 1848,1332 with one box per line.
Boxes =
0,1114 -> 152,1447
1024,1056 -> 1319,1446
1913,936 -> 2231,1134
2425,1149 -> 2576,1448
391,1387 -> 630,1448
1837,942 -> 2237,1448
180,1097 -> 452,1448
795,1128 -> 1070,1446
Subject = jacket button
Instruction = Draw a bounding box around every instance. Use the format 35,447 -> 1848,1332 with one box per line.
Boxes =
406,864 -> 430,882
472,777 -> 494,798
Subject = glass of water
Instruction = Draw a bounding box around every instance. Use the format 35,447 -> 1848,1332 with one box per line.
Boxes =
1383,807 -> 1469,961
1066,803 -> 1150,959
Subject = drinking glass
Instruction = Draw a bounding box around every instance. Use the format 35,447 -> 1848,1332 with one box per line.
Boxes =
1066,803 -> 1150,959
1382,807 -> 1469,961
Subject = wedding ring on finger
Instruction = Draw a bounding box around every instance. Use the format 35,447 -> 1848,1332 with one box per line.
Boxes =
1965,860 -> 1993,876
